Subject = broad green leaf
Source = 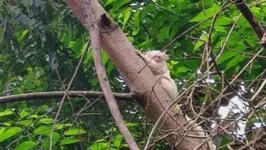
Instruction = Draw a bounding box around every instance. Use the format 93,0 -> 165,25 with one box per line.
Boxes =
51,132 -> 60,145
39,118 -> 54,124
157,26 -> 170,42
41,132 -> 60,148
0,109 -> 13,117
104,0 -> 114,6
68,38 -> 83,55
169,20 -> 185,39
3,122 -> 11,126
56,123 -> 73,130
0,128 -> 5,135
225,55 -> 245,71
113,0 -> 131,10
175,67 -> 191,74
16,29 -> 29,43
90,142 -> 108,150
217,51 -> 238,65
15,141 -> 36,150
28,115 -> 38,119
34,126 -> 50,135
60,138 -> 80,145
64,128 -> 87,136
19,110 -> 29,119
24,82 -> 36,90
126,123 -> 138,127
216,16 -> 232,26
190,5 -> 220,22
193,31 -> 207,51
114,134 -> 122,147
18,120 -> 34,126
132,11 -> 140,35
123,8 -> 131,29
0,127 -> 22,142
101,51 -> 109,65
60,32 -> 71,46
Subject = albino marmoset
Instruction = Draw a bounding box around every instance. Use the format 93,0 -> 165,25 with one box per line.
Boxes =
137,50 -> 178,100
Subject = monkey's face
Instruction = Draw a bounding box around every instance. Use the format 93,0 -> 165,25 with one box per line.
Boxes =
147,51 -> 168,64
153,55 -> 163,63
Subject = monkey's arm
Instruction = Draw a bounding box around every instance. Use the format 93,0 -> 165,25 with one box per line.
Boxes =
135,50 -> 150,63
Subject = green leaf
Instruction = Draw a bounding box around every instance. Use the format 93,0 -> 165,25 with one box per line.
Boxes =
157,26 -> 170,42
51,132 -> 60,145
126,123 -> 138,127
40,132 -> 60,148
68,38 -> 83,56
217,51 -> 238,65
101,51 -> 109,65
60,138 -> 80,145
225,55 -> 245,71
113,0 -> 131,10
104,0 -> 114,6
0,127 -> 22,142
19,110 -> 29,119
18,120 -> 34,126
190,5 -> 220,22
193,31 -> 207,51
3,122 -> 11,126
114,134 -> 122,147
60,32 -> 71,46
34,126 -> 50,135
15,141 -> 36,150
56,123 -> 73,130
0,128 -> 5,135
123,8 -> 131,29
132,11 -> 140,35
28,115 -> 38,119
175,67 -> 191,74
64,128 -> 87,136
16,29 -> 29,43
90,142 -> 108,150
24,82 -> 36,90
215,16 -> 232,26
0,109 -> 13,117
39,118 -> 54,124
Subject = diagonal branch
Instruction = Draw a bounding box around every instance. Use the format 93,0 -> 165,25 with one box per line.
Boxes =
233,0 -> 266,46
88,5 -> 139,150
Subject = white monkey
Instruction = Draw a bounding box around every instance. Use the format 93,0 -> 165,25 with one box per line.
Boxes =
137,50 -> 178,100
138,50 -> 216,149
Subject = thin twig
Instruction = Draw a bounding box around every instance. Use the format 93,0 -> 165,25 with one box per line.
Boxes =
90,22 -> 139,149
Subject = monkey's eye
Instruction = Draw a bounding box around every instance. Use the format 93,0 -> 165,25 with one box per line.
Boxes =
154,55 -> 162,63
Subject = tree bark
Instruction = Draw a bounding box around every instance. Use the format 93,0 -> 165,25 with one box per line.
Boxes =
65,0 -> 214,149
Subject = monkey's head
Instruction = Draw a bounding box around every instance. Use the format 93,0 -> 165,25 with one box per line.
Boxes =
146,50 -> 169,63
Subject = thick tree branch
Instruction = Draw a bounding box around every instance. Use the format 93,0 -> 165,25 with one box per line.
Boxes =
0,91 -> 133,104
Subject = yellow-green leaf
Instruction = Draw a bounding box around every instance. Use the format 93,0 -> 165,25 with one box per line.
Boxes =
15,141 -> 36,150
0,127 -> 22,142
64,128 -> 87,136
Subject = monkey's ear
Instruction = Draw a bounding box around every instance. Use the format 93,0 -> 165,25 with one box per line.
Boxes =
161,51 -> 169,60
